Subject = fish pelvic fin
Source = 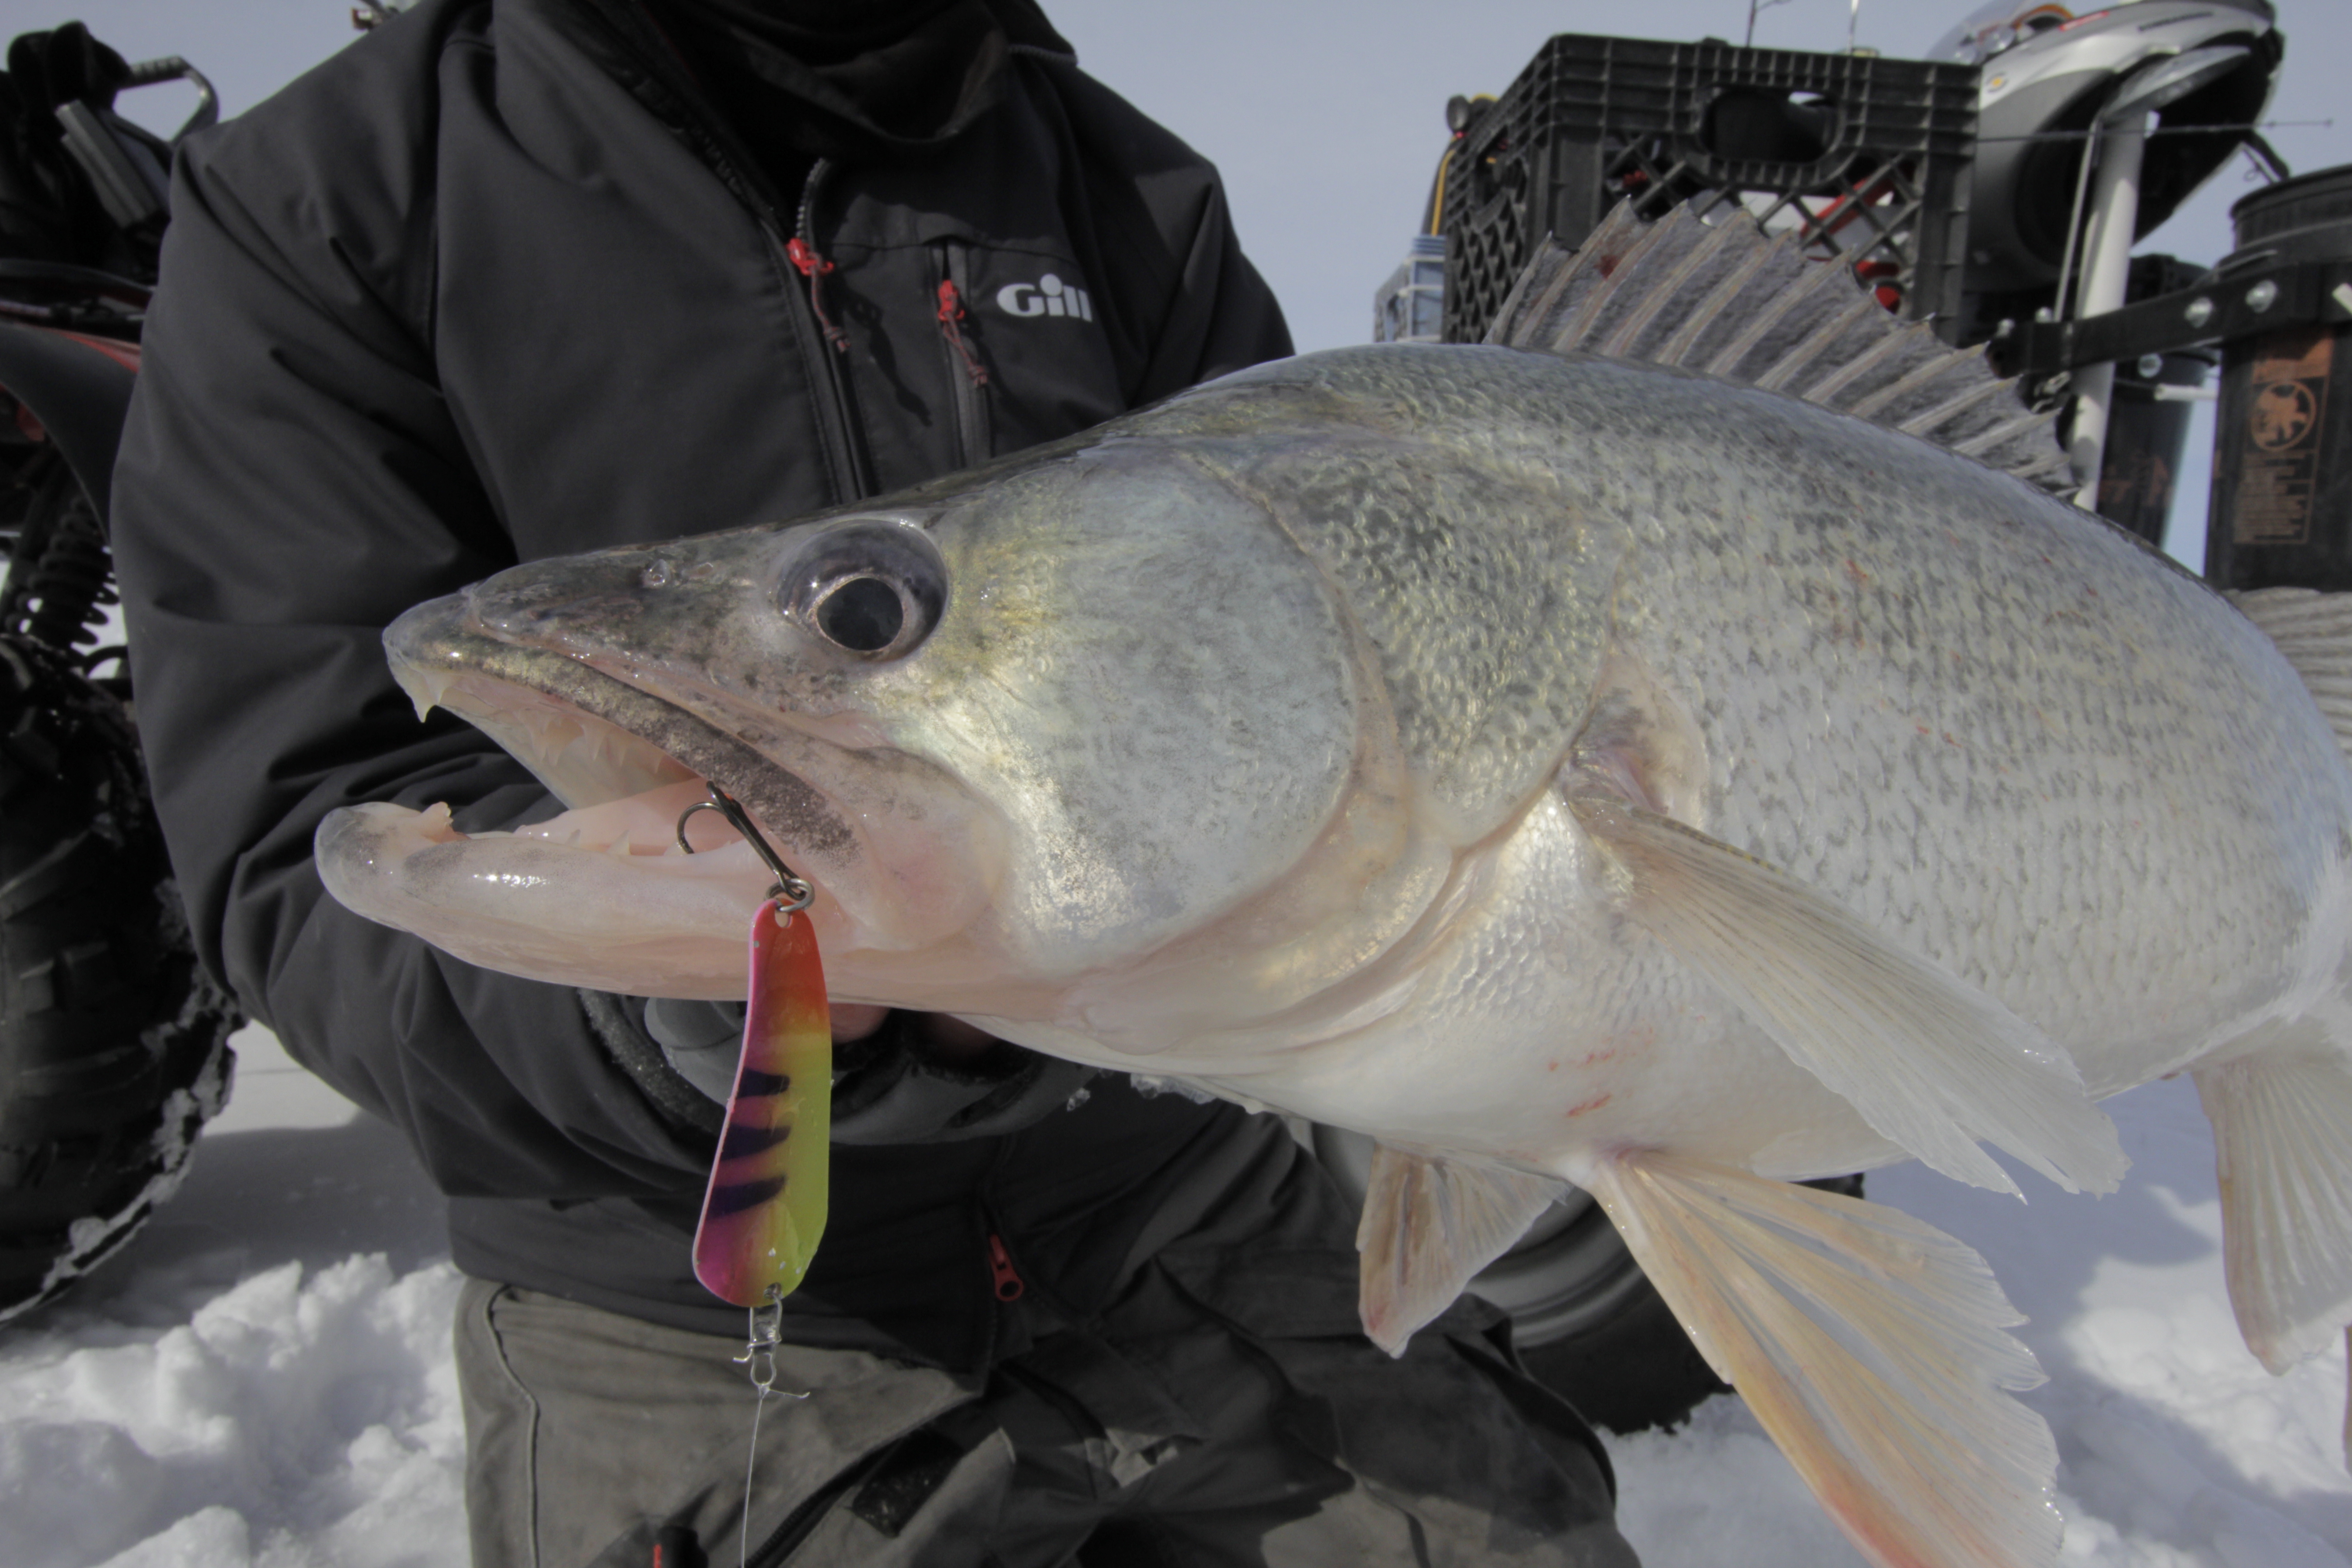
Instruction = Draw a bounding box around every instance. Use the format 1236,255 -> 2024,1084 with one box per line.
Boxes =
1566,793 -> 2127,1197
1356,1144 -> 1563,1355
1487,201 -> 2072,492
2228,587 -> 2352,768
1589,1152 -> 2062,1568
2192,1029 -> 2352,1377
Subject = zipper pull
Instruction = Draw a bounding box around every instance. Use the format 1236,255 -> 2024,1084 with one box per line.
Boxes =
785,237 -> 850,354
985,1231 -> 1026,1302
936,280 -> 990,387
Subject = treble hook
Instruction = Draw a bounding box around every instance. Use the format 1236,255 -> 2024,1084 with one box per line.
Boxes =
676,782 -> 814,913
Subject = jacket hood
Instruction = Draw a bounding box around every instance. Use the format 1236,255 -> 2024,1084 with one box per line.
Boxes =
645,0 -> 1073,164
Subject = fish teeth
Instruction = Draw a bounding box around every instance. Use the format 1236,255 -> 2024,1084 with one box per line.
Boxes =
407,670 -> 454,723
524,710 -> 584,761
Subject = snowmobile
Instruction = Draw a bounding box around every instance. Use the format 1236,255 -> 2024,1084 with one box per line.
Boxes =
0,21 -> 240,1326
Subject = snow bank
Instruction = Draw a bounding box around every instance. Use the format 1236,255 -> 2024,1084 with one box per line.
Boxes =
4,1029 -> 2350,1567
0,1254 -> 464,1568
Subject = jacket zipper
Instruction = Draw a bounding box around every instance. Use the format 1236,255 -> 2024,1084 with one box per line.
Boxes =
779,159 -> 877,501
787,238 -> 848,353
566,1 -> 875,506
985,1231 -> 1026,1302
933,241 -> 993,467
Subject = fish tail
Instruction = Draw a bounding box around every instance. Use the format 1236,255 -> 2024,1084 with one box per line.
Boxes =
2190,1027 -> 2352,1387
2228,586 -> 2352,768
1587,1151 -> 2062,1568
2212,585 -> 2352,1461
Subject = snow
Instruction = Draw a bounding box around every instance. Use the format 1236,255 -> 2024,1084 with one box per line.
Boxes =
0,1027 -> 460,1568
3,1027 -> 2348,1566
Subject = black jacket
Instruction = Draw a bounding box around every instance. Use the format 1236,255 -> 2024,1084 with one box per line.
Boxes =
111,0 -> 1296,1365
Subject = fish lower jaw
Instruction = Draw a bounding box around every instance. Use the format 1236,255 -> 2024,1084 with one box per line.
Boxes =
316,796 -> 794,999
390,648 -> 1009,962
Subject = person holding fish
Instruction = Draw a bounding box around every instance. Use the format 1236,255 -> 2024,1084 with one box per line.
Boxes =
108,0 -> 1642,1564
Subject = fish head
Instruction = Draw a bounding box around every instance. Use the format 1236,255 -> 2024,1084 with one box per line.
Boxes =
316,417 -> 1369,1032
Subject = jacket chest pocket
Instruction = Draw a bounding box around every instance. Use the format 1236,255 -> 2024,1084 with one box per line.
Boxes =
925,239 -> 1127,463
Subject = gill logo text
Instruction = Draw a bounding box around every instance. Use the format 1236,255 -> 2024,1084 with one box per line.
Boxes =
996,273 -> 1095,322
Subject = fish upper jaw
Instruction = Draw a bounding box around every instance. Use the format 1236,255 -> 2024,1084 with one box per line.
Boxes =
313,585 -> 1010,1000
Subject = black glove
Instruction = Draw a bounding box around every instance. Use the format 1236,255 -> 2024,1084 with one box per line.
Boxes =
0,24 -> 132,266
638,997 -> 1094,1144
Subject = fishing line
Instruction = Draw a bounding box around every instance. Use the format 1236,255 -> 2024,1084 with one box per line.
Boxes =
733,1285 -> 794,1568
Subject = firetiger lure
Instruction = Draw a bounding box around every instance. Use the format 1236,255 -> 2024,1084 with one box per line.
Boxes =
677,785 -> 832,1310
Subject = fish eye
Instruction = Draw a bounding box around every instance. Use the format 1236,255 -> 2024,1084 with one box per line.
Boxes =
779,519 -> 946,660
814,575 -> 904,651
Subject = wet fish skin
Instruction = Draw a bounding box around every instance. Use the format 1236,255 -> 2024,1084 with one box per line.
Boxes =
316,337 -> 2352,1568
324,334 -> 2334,1240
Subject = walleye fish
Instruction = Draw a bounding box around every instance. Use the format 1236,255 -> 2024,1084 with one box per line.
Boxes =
317,206 -> 2352,1568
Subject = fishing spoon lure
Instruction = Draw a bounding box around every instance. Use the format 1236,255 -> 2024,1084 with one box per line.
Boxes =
677,784 -> 831,1313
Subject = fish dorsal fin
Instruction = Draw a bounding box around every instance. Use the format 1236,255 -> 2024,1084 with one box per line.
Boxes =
1563,792 -> 2126,1197
1484,203 -> 2071,491
1356,1143 -> 1564,1353
1588,1152 -> 2063,1568
2227,587 -> 2352,765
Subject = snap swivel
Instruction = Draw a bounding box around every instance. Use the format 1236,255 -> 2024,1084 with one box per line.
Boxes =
733,1283 -> 792,1395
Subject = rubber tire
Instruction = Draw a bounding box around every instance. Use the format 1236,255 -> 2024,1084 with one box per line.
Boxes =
0,633 -> 238,1323
1514,1261 -> 1731,1435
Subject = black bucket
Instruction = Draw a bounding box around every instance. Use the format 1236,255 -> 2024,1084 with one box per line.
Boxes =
2098,348 -> 2217,548
2203,163 -> 2352,590
2092,255 -> 2217,548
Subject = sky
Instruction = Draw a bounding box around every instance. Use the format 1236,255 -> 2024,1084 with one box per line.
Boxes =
38,0 -> 2352,565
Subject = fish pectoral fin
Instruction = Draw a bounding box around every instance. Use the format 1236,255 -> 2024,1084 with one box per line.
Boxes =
1566,793 -> 2125,1196
2192,1034 -> 2352,1376
1356,1144 -> 1563,1355
1589,1152 -> 2061,1568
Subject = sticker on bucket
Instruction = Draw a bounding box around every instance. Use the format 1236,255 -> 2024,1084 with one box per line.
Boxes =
2234,327 -> 2334,547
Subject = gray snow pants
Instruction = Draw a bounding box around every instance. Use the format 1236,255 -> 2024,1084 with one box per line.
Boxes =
453,1256 -> 1640,1568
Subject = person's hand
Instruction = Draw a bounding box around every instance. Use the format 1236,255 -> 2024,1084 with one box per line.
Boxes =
642,996 -> 1092,1142
833,1004 -> 1000,1063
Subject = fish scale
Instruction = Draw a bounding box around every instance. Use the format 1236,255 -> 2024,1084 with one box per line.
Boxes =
317,209 -> 2352,1568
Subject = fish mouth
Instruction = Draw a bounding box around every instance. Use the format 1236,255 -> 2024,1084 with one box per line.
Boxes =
315,588 -> 999,1001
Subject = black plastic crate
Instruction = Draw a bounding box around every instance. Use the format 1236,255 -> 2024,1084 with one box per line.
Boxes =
1439,34 -> 1979,344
